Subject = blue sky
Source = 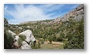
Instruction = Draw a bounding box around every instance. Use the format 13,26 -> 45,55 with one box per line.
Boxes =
4,4 -> 80,24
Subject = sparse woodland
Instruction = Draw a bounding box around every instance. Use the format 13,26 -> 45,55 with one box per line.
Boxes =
4,4 -> 84,49
4,17 -> 84,49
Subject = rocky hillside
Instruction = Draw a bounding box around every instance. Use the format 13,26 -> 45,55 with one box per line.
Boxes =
52,4 -> 84,23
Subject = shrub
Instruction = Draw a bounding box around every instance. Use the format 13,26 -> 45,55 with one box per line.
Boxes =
64,18 -> 84,49
18,35 -> 26,46
4,30 -> 14,49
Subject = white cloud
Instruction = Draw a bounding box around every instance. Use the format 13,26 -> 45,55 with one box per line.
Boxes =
39,4 -> 65,12
5,4 -> 53,24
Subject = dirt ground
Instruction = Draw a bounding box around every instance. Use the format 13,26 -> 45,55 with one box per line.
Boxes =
40,41 -> 64,49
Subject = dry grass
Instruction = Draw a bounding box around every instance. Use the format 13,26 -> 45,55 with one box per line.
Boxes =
40,41 -> 64,49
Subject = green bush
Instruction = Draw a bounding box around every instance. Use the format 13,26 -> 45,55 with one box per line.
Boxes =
4,31 -> 14,49
31,41 -> 41,49
18,35 -> 26,46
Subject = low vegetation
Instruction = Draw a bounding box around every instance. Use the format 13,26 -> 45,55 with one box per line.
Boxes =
4,17 -> 84,49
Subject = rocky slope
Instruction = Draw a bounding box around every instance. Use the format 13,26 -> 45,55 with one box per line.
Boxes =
53,4 -> 84,22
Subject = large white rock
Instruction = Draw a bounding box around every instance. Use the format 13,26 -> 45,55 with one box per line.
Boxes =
19,30 -> 36,44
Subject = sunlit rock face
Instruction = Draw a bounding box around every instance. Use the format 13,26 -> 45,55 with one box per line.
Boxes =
18,30 -> 36,49
53,4 -> 84,22
19,30 -> 36,44
21,41 -> 31,49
